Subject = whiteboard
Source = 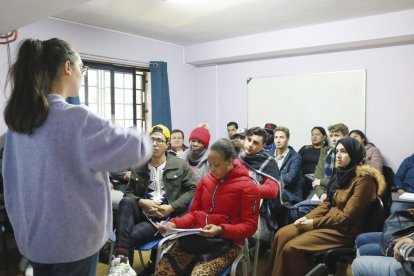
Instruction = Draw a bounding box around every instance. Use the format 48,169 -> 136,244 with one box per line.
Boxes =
247,70 -> 366,151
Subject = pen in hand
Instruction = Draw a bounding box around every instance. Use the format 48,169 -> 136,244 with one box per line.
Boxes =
154,217 -> 170,237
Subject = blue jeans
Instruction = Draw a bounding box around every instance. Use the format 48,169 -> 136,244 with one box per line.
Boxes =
355,232 -> 383,256
30,251 -> 99,276
289,199 -> 317,221
390,201 -> 414,214
352,256 -> 402,276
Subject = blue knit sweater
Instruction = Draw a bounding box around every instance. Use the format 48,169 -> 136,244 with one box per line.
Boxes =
2,94 -> 152,263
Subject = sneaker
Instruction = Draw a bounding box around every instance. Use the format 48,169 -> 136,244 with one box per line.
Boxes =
19,257 -> 30,273
109,256 -> 137,276
25,265 -> 33,276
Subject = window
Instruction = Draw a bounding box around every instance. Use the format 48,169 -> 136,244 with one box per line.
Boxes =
79,62 -> 149,129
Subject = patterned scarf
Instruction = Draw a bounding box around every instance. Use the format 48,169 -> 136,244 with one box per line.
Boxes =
239,151 -> 280,182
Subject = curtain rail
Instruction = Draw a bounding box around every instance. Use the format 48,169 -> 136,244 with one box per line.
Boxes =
79,52 -> 151,68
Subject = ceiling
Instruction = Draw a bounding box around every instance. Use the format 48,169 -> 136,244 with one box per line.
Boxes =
2,0 -> 414,46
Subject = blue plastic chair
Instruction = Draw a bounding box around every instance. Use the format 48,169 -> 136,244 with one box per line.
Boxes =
107,231 -> 162,275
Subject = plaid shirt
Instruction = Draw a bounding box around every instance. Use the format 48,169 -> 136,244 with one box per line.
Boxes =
324,148 -> 335,179
400,243 -> 414,262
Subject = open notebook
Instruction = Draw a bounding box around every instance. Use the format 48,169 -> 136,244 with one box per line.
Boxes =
399,192 -> 414,201
145,212 -> 205,237
159,226 -> 205,238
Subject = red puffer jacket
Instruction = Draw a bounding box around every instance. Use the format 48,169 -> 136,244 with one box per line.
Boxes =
171,159 -> 260,244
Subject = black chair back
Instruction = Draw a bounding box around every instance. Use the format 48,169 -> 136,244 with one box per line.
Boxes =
363,196 -> 385,232
382,166 -> 395,216
311,196 -> 385,274
305,263 -> 328,276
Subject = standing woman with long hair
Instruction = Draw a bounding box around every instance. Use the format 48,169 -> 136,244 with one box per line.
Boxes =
2,38 -> 152,275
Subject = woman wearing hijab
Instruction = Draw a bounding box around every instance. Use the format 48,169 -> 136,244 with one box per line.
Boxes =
268,137 -> 386,276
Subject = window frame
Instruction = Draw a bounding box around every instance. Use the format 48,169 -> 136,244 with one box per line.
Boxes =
81,61 -> 149,129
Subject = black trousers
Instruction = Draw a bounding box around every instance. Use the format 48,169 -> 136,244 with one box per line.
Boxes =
116,197 -> 161,251
30,251 -> 99,276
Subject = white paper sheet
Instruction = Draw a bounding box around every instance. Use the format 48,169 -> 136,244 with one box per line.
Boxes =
311,193 -> 321,204
399,192 -> 414,201
160,226 -> 204,238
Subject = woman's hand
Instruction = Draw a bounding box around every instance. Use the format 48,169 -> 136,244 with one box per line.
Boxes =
398,188 -> 406,194
319,193 -> 327,203
158,221 -> 176,234
199,224 -> 223,238
294,217 -> 308,225
123,171 -> 131,181
299,218 -> 314,226
312,179 -> 321,188
294,217 -> 314,232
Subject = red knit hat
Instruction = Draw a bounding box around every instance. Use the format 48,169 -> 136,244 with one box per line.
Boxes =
189,127 -> 211,148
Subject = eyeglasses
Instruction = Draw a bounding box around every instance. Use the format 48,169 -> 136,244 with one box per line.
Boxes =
81,65 -> 89,76
151,137 -> 166,145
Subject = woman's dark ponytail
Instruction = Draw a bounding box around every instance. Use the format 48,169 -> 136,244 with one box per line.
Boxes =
4,38 -> 77,135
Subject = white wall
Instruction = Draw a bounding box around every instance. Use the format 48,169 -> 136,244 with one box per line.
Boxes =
0,18 -> 198,145
1,12 -> 414,172
186,9 -> 414,65
189,10 -> 414,170
195,42 -> 414,172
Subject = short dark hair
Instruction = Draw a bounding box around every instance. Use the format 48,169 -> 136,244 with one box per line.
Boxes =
171,129 -> 184,140
210,138 -> 237,161
231,139 -> 243,155
349,129 -> 368,145
312,126 -> 327,137
246,127 -> 268,145
227,122 -> 238,129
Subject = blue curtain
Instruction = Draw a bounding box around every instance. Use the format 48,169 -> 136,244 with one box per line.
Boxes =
66,97 -> 80,105
150,61 -> 172,130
